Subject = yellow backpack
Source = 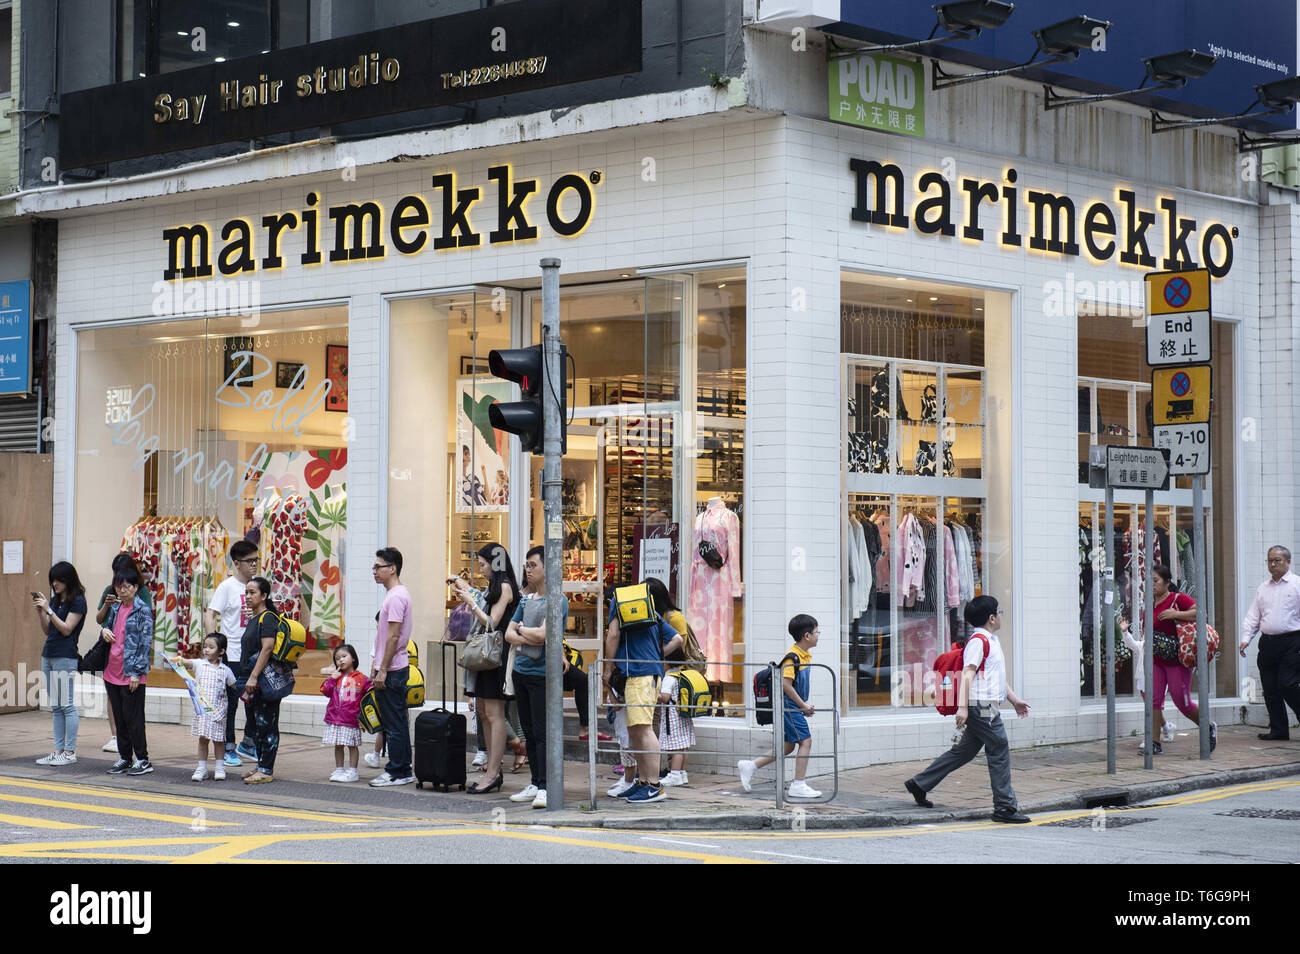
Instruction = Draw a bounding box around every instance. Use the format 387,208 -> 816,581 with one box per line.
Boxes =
613,583 -> 656,628
358,687 -> 382,733
259,611 -> 307,665
671,667 -> 713,718
406,663 -> 425,708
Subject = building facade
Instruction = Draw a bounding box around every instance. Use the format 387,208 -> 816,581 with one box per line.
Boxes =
9,0 -> 1298,771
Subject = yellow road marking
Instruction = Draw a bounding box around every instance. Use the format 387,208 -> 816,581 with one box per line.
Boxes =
0,775 -> 403,824
0,791 -> 237,827
0,826 -> 766,865
0,811 -> 93,830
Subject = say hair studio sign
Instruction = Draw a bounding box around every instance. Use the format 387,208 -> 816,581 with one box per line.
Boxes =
60,0 -> 641,168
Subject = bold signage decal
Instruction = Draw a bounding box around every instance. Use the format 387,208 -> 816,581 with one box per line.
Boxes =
848,159 -> 1237,277
829,54 -> 925,138
61,0 -> 642,169
161,168 -> 599,280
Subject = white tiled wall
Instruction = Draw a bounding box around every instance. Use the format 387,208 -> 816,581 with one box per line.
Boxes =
53,104 -> 1275,765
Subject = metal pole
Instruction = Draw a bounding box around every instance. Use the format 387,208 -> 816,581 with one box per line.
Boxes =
772,663 -> 784,809
1104,484 -> 1116,774
588,657 -> 599,808
541,257 -> 565,810
1144,489 -> 1155,771
1193,475 -> 1210,759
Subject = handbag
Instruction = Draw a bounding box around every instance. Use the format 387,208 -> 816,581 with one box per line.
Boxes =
1175,621 -> 1221,669
444,602 -> 475,643
256,661 -> 295,702
461,628 -> 505,671
1152,630 -> 1180,663
698,538 -> 725,570
78,637 -> 110,674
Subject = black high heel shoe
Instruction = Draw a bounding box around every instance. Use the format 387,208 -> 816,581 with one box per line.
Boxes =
467,774 -> 504,794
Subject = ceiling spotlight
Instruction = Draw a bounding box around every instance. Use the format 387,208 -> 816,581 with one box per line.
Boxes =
228,21 -> 240,27
929,296 -> 940,302
717,283 -> 727,288
933,13 -> 1110,89
214,57 -> 226,62
1045,48 -> 1216,110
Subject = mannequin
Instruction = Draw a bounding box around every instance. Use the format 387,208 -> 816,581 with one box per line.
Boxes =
689,497 -> 743,683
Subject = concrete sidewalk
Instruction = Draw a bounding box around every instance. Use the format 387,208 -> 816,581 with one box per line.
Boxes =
3,709 -> 1297,830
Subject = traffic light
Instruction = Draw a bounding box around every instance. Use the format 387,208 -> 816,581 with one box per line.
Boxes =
487,344 -> 566,454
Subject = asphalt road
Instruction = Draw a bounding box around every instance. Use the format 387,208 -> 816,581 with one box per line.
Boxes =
0,771 -> 1296,864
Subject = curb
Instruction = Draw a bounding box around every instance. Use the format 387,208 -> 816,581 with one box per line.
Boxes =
502,761 -> 1300,830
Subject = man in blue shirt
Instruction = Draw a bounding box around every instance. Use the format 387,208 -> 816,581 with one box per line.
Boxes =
603,589 -> 682,803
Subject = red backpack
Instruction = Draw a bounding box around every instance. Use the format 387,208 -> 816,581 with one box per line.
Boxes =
933,634 -> 989,716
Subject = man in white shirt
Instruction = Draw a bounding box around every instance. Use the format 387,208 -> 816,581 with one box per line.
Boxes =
905,595 -> 1032,823
1240,546 -> 1300,741
205,540 -> 259,766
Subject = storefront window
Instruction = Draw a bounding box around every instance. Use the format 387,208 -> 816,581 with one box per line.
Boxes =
74,306 -> 349,691
1076,305 -> 1236,699
388,292 -> 512,650
841,275 -> 1012,710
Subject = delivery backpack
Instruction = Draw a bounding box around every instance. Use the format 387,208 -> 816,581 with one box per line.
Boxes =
671,667 -> 713,718
612,583 -> 657,628
754,653 -> 799,726
932,633 -> 988,716
258,611 -> 308,665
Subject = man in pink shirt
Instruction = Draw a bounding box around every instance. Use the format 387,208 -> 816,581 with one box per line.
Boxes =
1240,546 -> 1300,741
370,547 -> 415,786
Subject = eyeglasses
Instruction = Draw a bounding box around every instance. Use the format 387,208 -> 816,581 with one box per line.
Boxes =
236,558 -> 258,566
372,563 -> 393,571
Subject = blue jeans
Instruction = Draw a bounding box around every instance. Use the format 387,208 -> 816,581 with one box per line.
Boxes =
42,656 -> 79,751
377,666 -> 411,777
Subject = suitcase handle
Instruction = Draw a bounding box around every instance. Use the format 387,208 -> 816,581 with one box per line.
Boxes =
442,641 -> 457,713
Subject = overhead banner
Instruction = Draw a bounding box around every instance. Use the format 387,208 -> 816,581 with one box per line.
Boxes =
60,0 -> 643,168
824,0 -> 1297,132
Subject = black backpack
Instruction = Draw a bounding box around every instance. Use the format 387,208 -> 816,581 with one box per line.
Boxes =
753,653 -> 799,726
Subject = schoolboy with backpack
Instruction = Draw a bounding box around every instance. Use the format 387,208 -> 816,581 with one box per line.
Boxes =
904,595 -> 1032,823
738,614 -> 822,800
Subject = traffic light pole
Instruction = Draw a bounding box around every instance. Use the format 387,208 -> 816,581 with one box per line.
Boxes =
541,257 -> 565,811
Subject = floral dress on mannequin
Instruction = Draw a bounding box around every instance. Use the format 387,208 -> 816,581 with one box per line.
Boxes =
688,499 -> 743,683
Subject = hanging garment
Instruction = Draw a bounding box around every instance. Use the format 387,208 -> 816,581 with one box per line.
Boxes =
303,484 -> 347,644
269,493 -> 309,622
943,525 -> 960,609
873,511 -> 892,595
688,501 -> 743,683
895,513 -> 927,608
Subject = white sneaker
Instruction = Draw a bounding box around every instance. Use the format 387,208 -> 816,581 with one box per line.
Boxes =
787,779 -> 822,799
1161,723 -> 1175,742
192,767 -> 209,782
214,767 -> 227,781
532,789 -> 548,809
363,751 -> 382,769
102,737 -> 118,752
660,770 -> 687,787
471,750 -> 488,767
369,772 -> 415,787
738,759 -> 756,793
509,784 -> 539,803
341,767 -> 359,782
329,767 -> 346,782
36,752 -> 61,765
607,777 -> 636,797
60,752 -> 77,765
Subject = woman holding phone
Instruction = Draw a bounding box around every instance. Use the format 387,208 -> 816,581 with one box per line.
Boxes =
93,553 -> 139,752
32,562 -> 87,766
97,566 -> 155,776
239,577 -> 286,784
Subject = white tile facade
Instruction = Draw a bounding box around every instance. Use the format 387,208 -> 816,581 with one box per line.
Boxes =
50,85 -> 1285,767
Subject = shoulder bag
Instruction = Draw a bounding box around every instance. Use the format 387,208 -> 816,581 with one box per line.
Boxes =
257,661 -> 296,702
460,623 -> 505,671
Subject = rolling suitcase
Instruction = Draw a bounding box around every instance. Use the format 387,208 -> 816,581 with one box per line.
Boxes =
414,642 -> 467,792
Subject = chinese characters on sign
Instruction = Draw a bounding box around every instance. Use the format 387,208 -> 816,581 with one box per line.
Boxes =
0,281 -> 32,397
829,53 -> 925,138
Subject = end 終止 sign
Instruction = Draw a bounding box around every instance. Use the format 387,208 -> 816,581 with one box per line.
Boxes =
1145,269 -> 1211,366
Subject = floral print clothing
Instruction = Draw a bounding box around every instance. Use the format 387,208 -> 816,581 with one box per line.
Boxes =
687,502 -> 742,683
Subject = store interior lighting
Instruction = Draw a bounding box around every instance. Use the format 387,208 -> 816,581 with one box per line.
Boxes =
931,14 -> 1110,90
1043,48 -> 1216,110
829,0 -> 1013,59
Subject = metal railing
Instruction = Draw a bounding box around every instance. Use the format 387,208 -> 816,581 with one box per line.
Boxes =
586,656 -> 840,809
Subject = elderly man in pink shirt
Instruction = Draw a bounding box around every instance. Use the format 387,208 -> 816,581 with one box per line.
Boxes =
1240,546 -> 1300,741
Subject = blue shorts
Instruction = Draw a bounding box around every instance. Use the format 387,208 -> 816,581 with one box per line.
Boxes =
782,708 -> 811,743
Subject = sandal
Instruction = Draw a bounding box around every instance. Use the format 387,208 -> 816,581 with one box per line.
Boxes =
511,753 -> 529,773
244,772 -> 274,784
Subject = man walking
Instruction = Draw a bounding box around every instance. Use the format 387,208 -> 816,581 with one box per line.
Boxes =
206,540 -> 259,767
370,547 -> 415,787
904,595 -> 1032,823
1240,546 -> 1300,741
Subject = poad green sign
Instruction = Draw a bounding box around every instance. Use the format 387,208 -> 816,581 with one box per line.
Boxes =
829,53 -> 925,138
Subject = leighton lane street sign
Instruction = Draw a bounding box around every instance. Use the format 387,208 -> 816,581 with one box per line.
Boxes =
1106,445 -> 1170,491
